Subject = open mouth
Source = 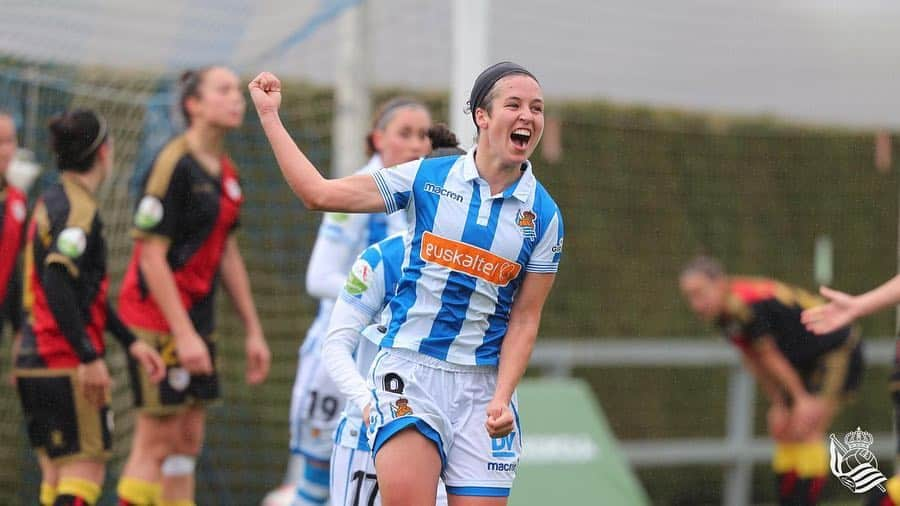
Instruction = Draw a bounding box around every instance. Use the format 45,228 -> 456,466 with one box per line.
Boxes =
510,128 -> 531,149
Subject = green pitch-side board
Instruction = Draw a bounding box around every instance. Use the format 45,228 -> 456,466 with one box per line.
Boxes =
509,378 -> 649,506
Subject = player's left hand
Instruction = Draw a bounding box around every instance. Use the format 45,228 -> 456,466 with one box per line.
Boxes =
485,399 -> 515,438
245,334 -> 271,385
129,341 -> 166,383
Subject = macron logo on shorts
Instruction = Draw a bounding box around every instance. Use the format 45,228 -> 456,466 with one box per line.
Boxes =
420,232 -> 522,286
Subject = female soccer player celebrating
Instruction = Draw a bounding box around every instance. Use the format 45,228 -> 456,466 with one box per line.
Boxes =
251,62 -> 563,505
116,67 -> 271,506
15,109 -> 164,506
268,97 -> 431,506
0,110 -> 26,346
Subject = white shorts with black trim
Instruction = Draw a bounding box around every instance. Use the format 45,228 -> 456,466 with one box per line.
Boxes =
366,347 -> 522,497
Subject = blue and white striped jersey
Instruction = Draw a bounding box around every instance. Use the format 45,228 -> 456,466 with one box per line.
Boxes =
370,150 -> 564,366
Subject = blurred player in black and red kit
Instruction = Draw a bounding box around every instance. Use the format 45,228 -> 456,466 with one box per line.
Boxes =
116,66 -> 271,506
802,274 -> 900,505
14,109 -> 164,506
0,110 -> 26,348
680,256 -> 864,506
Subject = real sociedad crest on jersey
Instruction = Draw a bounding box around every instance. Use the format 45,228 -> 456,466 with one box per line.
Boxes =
830,427 -> 886,494
516,209 -> 537,240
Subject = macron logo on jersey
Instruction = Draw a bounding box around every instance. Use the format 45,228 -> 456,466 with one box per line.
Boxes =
423,183 -> 464,203
420,232 -> 522,286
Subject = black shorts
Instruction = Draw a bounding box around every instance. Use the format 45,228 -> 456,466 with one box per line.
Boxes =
15,368 -> 112,463
800,332 -> 864,403
127,327 -> 220,416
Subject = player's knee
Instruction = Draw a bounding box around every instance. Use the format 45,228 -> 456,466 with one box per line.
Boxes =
174,434 -> 203,456
174,424 -> 205,456
134,431 -> 176,465
175,411 -> 206,455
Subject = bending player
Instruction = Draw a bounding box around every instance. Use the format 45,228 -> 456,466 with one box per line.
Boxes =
15,109 -> 164,506
251,60 -> 563,504
802,276 -> 900,505
0,110 -> 26,352
261,97 -> 431,506
322,124 -> 463,506
116,67 -> 271,506
680,256 -> 863,506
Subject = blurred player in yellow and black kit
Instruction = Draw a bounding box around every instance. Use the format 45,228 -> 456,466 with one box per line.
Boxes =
15,109 -> 164,506
680,256 -> 863,506
0,110 -> 26,348
116,66 -> 271,506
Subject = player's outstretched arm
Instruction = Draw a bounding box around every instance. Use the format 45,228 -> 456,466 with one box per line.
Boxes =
248,72 -> 385,213
488,272 -> 556,438
802,275 -> 900,334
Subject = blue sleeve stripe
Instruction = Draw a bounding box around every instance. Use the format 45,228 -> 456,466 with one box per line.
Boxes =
525,266 -> 558,273
446,486 -> 510,498
371,171 -> 397,214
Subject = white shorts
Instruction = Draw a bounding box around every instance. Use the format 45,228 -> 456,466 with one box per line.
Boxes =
330,444 -> 449,506
289,333 -> 346,462
366,348 -> 522,497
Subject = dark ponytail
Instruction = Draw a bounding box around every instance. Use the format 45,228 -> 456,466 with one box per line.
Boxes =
425,123 -> 466,158
48,109 -> 107,173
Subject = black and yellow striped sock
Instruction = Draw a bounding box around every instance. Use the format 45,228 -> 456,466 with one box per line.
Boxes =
117,477 -> 161,506
54,477 -> 101,505
793,442 -> 828,505
773,443 -> 798,505
40,482 -> 57,506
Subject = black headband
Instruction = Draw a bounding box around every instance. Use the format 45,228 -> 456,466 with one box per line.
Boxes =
468,61 -> 538,127
75,115 -> 108,162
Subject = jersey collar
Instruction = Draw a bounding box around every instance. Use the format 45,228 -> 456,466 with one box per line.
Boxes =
462,149 -> 535,202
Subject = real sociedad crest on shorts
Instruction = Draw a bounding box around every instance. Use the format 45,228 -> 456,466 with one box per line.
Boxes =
516,209 -> 537,240
830,427 -> 886,494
